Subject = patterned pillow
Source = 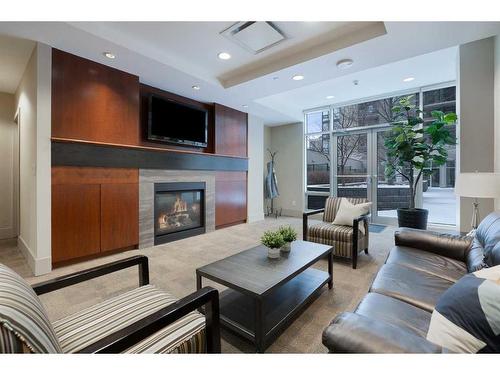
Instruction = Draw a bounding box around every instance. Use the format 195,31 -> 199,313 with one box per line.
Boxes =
0,264 -> 62,353
426,265 -> 500,353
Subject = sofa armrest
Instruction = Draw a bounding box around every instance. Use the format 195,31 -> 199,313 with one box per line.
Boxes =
394,227 -> 472,262
322,312 -> 443,353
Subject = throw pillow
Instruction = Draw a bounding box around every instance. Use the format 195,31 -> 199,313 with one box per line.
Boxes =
426,265 -> 500,353
332,198 -> 371,235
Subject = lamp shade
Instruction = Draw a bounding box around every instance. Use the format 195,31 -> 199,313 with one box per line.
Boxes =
455,173 -> 500,198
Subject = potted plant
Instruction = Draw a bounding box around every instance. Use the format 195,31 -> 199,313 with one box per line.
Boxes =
261,230 -> 285,259
278,225 -> 297,252
384,95 -> 457,229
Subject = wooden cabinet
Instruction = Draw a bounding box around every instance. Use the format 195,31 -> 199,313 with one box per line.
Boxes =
100,183 -> 139,252
51,167 -> 139,265
214,103 -> 248,157
52,184 -> 101,263
215,171 -> 247,229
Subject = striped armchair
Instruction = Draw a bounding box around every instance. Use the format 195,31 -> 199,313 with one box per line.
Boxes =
303,197 -> 370,269
0,256 -> 220,354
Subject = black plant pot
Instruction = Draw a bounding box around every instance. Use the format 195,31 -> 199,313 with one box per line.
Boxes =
397,208 -> 429,230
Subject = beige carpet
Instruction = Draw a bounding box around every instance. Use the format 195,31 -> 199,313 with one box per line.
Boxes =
0,217 -> 395,353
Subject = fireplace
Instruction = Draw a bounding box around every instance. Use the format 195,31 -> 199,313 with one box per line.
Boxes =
154,182 -> 205,245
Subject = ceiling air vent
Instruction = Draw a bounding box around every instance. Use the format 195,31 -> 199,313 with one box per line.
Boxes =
221,22 -> 287,55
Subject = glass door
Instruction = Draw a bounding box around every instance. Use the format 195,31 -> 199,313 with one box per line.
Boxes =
333,127 -> 422,225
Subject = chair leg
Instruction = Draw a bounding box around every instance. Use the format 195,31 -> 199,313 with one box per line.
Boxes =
352,256 -> 357,269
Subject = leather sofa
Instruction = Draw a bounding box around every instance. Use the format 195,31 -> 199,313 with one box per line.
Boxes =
322,211 -> 500,353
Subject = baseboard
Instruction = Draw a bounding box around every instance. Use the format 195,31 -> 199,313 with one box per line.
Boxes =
247,213 -> 265,223
17,236 -> 52,276
281,209 -> 303,218
0,226 -> 15,240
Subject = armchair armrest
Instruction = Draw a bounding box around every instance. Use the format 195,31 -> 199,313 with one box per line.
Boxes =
352,213 -> 369,233
32,255 -> 149,295
82,286 -> 221,354
303,209 -> 325,240
322,312 -> 443,353
394,227 -> 473,262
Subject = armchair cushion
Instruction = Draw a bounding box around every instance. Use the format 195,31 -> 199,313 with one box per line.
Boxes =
0,264 -> 61,353
323,197 -> 368,223
308,222 -> 368,258
53,285 -> 205,353
331,198 -> 371,235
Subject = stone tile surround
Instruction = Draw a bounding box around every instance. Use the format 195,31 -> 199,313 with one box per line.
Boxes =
139,169 -> 216,248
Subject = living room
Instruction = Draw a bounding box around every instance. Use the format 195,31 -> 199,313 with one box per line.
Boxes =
0,1 -> 500,372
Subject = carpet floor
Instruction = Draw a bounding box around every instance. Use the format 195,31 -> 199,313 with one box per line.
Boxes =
0,217 -> 395,353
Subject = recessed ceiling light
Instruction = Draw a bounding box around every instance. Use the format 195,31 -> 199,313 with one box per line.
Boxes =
192,85 -> 200,90
242,105 -> 248,108
292,75 -> 304,81
103,52 -> 115,59
218,52 -> 231,60
353,80 -> 359,86
326,95 -> 335,99
336,59 -> 353,70
272,76 -> 279,80
403,77 -> 415,82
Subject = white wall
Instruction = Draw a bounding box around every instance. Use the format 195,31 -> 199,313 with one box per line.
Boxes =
495,35 -> 500,210
266,122 -> 304,217
458,37 -> 496,232
0,93 -> 16,239
247,114 -> 265,222
14,43 -> 52,275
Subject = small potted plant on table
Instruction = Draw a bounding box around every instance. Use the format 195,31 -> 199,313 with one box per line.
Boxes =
278,225 -> 297,253
261,230 -> 285,259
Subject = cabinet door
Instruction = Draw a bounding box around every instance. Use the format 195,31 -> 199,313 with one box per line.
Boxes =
100,183 -> 139,252
52,184 -> 101,263
215,171 -> 247,228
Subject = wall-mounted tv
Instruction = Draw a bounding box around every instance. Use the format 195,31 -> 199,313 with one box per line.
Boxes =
147,95 -> 208,148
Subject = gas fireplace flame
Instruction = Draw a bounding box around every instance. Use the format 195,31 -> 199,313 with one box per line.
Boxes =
172,195 -> 188,213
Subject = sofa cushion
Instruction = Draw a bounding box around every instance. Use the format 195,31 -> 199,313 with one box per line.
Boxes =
475,211 -> 500,267
0,264 -> 62,353
370,263 -> 454,312
426,266 -> 500,353
355,293 -> 432,338
53,285 -> 205,353
386,246 -> 467,282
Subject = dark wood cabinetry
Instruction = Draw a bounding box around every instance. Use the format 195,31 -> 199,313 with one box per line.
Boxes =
51,167 -> 139,265
215,171 -> 247,229
214,103 -> 248,157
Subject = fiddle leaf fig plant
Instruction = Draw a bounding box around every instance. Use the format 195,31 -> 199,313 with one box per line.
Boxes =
384,95 -> 457,209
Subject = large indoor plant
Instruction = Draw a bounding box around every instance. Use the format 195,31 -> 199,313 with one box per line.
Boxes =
384,95 -> 456,229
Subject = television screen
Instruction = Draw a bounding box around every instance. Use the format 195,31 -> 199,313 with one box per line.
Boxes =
148,95 -> 208,147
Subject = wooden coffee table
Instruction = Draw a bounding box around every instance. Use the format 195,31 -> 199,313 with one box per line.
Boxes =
196,240 -> 333,352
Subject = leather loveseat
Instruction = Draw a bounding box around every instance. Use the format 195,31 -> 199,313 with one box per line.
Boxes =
322,211 -> 500,353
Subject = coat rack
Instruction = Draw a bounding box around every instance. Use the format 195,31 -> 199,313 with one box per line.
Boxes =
265,149 -> 282,218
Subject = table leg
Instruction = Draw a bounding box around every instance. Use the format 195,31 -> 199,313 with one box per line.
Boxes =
254,297 -> 264,353
328,251 -> 333,289
196,272 -> 203,313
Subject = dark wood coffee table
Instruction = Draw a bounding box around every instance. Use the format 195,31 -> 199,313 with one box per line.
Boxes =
196,240 -> 333,352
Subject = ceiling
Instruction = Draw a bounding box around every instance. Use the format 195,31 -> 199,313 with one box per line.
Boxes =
0,34 -> 35,93
0,21 -> 499,125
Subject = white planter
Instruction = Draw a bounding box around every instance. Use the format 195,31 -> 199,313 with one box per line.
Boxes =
267,247 -> 281,259
281,242 -> 291,253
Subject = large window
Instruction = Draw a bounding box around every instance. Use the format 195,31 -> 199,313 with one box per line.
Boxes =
304,84 -> 457,226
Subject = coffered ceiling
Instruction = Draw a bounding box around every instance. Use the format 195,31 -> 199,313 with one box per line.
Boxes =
0,21 -> 499,125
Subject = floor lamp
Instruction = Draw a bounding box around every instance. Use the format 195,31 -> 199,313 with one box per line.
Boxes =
455,172 -> 500,236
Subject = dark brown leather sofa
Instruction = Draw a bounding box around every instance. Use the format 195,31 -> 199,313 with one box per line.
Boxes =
322,211 -> 500,353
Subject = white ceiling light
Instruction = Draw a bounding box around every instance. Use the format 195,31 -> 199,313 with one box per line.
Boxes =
403,77 -> 415,82
292,75 -> 304,81
242,105 -> 248,108
103,52 -> 115,59
218,52 -> 231,60
326,95 -> 335,99
192,85 -> 200,90
336,58 -> 353,70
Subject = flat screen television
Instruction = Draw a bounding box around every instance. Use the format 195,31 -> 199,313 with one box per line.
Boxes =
147,95 -> 208,148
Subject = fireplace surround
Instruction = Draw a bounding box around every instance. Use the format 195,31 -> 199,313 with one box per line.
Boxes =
154,182 -> 206,245
139,169 -> 216,249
